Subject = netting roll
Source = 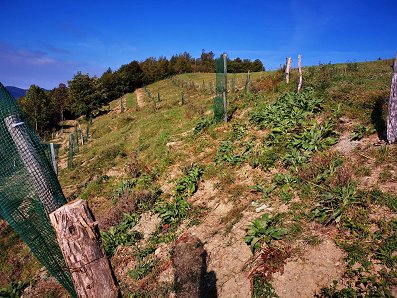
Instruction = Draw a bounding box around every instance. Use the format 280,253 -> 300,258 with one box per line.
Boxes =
0,83 -> 76,296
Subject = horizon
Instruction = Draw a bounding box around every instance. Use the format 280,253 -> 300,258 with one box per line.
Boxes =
1,0 -> 396,90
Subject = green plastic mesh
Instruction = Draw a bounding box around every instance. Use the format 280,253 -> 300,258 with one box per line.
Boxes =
0,83 -> 76,297
68,134 -> 74,169
214,55 -> 227,122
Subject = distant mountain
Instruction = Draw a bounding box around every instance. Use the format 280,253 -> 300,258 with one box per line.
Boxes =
5,86 -> 27,99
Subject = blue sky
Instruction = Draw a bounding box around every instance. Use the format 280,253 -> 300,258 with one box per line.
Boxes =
0,0 -> 396,89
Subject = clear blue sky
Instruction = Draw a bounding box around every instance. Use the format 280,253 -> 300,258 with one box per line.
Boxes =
0,0 -> 396,89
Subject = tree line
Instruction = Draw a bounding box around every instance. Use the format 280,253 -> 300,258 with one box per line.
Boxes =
18,50 -> 264,135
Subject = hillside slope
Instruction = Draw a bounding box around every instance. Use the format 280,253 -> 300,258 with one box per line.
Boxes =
1,61 -> 397,297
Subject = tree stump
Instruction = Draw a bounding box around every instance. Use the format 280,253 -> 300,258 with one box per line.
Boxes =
49,199 -> 120,298
387,54 -> 397,143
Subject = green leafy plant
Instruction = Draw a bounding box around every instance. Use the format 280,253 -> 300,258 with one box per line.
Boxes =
194,117 -> 212,134
156,165 -> 203,224
245,214 -> 287,253
175,165 -> 203,198
252,275 -> 279,298
311,183 -> 357,225
0,281 -> 28,298
101,213 -> 142,256
128,259 -> 156,280
350,124 -> 374,141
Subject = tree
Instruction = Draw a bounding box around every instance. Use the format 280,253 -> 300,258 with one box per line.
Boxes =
68,72 -> 100,118
116,61 -> 143,94
49,83 -> 69,124
170,52 -> 193,74
252,59 -> 264,72
19,85 -> 48,132
98,68 -> 122,102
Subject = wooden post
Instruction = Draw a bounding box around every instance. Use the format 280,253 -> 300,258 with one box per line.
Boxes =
245,70 -> 250,94
50,199 -> 120,298
222,53 -> 228,122
387,54 -> 397,143
79,129 -> 84,146
297,54 -> 303,93
50,143 -> 58,175
285,57 -> 292,83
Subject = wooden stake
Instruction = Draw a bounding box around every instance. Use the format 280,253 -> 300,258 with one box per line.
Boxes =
222,53 -> 228,122
297,54 -> 303,93
387,54 -> 397,143
50,199 -> 120,298
285,57 -> 292,83
50,143 -> 58,175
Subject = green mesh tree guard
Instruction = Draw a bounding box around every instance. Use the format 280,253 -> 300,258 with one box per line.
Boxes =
0,83 -> 76,296
245,70 -> 250,94
68,134 -> 74,169
214,54 -> 227,122
73,128 -> 79,154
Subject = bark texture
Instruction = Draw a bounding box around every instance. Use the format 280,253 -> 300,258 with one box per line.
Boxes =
387,55 -> 397,143
49,199 -> 120,298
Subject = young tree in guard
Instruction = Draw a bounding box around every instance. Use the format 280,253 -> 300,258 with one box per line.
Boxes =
387,54 -> 397,143
245,70 -> 250,94
285,57 -> 292,83
68,134 -> 74,169
297,54 -> 303,93
50,199 -> 120,298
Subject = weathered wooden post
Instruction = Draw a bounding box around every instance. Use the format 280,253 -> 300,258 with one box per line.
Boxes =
297,54 -> 303,93
222,53 -> 228,122
245,70 -> 251,93
285,57 -> 292,83
387,54 -> 397,143
50,199 -> 120,298
50,143 -> 58,175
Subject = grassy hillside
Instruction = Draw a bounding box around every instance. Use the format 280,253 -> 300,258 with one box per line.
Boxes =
1,60 -> 396,297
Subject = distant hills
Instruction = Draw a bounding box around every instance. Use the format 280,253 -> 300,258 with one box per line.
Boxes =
5,86 -> 27,99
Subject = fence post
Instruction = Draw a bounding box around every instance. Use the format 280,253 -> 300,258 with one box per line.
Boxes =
222,53 -> 228,122
50,143 -> 58,175
285,57 -> 292,83
50,199 -> 120,298
298,54 -> 303,93
387,54 -> 397,143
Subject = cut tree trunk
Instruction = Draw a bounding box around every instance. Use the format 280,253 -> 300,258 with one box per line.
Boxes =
387,54 -> 397,143
49,199 -> 120,298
